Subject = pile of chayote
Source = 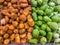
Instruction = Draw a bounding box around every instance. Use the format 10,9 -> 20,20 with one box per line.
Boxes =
29,0 -> 60,44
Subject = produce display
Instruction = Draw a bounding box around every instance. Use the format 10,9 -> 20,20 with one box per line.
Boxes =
29,0 -> 60,45
0,0 -> 60,45
0,0 -> 34,44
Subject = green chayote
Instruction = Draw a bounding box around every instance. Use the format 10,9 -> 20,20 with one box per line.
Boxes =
32,29 -> 39,38
47,22 -> 58,30
39,30 -> 46,36
29,39 -> 38,44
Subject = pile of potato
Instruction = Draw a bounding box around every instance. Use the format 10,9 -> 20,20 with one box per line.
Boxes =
0,0 -> 34,44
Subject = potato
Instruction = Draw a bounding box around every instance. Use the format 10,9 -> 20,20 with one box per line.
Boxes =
20,9 -> 23,14
19,14 -> 26,22
7,30 -> 13,35
27,15 -> 34,26
20,38 -> 27,44
20,3 -> 28,8
7,2 -> 12,7
19,29 -> 26,34
12,21 -> 18,27
4,39 -> 10,45
2,26 -> 8,32
9,25 -> 14,30
10,13 -> 17,20
14,29 -> 18,34
0,30 -> 5,35
15,34 -> 20,44
23,8 -> 29,16
24,23 -> 29,29
5,16 -> 9,23
19,0 -> 27,3
27,33 -> 32,40
3,1 -> 8,6
27,27 -> 33,33
11,0 -> 17,3
20,33 -> 26,38
0,0 -> 4,3
19,22 -> 24,29
10,34 -> 15,41
0,36 -> 3,44
3,33 -> 9,39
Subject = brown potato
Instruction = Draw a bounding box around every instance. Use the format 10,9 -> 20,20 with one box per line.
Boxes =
11,0 -> 17,3
8,6 -> 18,13
20,38 -> 27,44
20,9 -> 23,14
3,33 -> 9,39
20,3 -> 28,8
20,33 -> 26,38
6,0 -> 10,2
23,8 -> 29,16
27,33 -> 32,40
24,23 -> 29,29
16,17 -> 20,22
19,0 -> 27,3
27,27 -> 33,33
4,39 -> 10,45
12,21 -> 18,27
14,29 -> 18,34
1,26 -> 8,32
19,29 -> 26,34
3,1 -> 8,6
10,34 -> 15,41
7,30 -> 13,35
15,34 -> 20,44
19,22 -> 24,29
0,0 -> 4,3
28,20 -> 34,27
27,15 -> 34,26
1,10 -> 10,17
0,30 -> 5,35
26,5 -> 32,11
0,36 -> 3,44
19,14 -> 26,22
9,25 -> 14,30
7,2 -> 12,7
9,19 -> 12,24
12,4 -> 17,8
10,13 -> 17,20
27,15 -> 32,19
5,16 -> 9,23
